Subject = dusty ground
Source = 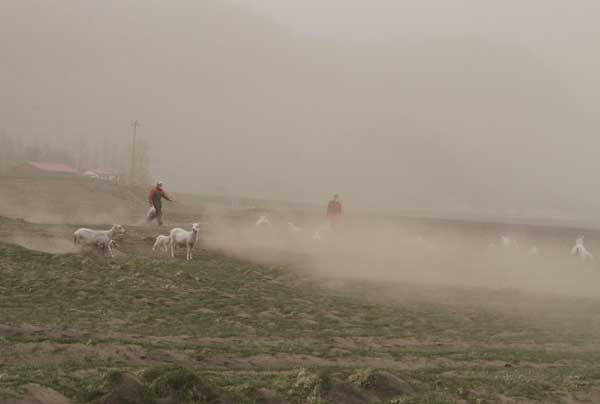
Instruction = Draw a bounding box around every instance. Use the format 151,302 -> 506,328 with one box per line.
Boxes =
1,176 -> 600,404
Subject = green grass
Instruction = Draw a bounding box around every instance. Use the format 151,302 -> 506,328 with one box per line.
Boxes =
2,241 -> 600,403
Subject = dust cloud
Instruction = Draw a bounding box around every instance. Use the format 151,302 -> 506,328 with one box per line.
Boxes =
200,209 -> 600,301
3,234 -> 79,255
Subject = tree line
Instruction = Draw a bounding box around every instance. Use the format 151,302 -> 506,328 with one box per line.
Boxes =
0,130 -> 151,184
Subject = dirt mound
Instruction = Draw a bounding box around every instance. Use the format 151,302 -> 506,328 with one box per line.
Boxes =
290,368 -> 412,404
348,369 -> 415,399
143,366 -> 220,404
84,367 -> 288,404
11,384 -> 73,404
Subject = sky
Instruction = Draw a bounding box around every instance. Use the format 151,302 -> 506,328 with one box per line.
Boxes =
231,0 -> 600,96
1,0 -> 600,222
230,0 -> 600,44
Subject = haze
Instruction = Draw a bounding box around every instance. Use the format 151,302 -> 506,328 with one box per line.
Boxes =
2,0 -> 600,224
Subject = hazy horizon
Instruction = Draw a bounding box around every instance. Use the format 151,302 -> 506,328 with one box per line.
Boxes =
2,0 -> 600,223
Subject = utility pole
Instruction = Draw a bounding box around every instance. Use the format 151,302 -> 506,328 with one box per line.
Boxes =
130,120 -> 140,184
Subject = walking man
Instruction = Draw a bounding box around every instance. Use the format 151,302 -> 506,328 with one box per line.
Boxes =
147,181 -> 172,226
326,194 -> 342,229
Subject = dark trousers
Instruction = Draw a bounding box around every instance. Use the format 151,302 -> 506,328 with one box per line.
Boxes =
155,205 -> 163,226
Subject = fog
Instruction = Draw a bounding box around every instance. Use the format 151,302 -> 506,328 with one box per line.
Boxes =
2,0 -> 600,224
198,209 -> 600,302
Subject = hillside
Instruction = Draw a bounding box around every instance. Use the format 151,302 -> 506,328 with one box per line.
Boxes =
0,175 -> 310,226
1,176 -> 600,402
0,176 -> 147,224
2,239 -> 600,403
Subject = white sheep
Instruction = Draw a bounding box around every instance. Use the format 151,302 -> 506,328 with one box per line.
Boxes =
501,236 -> 519,249
146,206 -> 157,222
96,239 -> 118,254
571,236 -> 594,262
312,225 -> 331,241
73,225 -> 125,257
170,223 -> 200,261
153,235 -> 170,253
255,215 -> 271,228
415,235 -> 436,251
287,222 -> 303,234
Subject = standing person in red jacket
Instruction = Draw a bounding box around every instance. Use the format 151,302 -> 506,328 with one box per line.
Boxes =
326,194 -> 342,229
147,181 -> 172,226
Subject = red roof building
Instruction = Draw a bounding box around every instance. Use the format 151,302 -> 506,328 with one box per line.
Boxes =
13,161 -> 79,177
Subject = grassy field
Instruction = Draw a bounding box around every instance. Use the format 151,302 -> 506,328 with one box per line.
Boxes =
1,177 -> 600,403
2,236 -> 600,404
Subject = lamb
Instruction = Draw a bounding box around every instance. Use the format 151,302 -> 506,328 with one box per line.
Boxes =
415,235 -> 436,251
170,223 -> 200,261
153,235 -> 170,253
96,239 -> 118,254
287,222 -> 303,234
312,225 -> 331,241
73,224 -> 125,258
571,236 -> 594,262
255,215 -> 272,228
500,236 -> 519,249
146,206 -> 157,222
527,246 -> 540,257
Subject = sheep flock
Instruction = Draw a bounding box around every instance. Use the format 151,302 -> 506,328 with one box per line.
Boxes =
72,213 -> 598,269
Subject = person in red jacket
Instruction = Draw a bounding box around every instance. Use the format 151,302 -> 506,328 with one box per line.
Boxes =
147,181 -> 172,226
326,194 -> 342,229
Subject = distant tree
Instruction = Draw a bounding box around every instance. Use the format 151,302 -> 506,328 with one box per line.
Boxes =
0,129 -> 8,173
51,147 -> 72,166
39,136 -> 52,161
13,133 -> 24,166
134,140 -> 151,185
101,137 -> 109,169
107,140 -> 128,179
77,136 -> 89,171
25,135 -> 42,161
